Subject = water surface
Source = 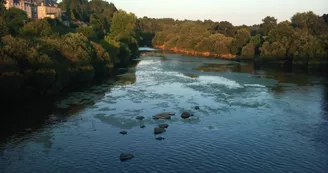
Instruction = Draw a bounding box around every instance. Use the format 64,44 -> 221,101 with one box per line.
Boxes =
1,53 -> 328,173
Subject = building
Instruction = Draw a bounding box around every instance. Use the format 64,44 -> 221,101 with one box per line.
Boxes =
37,2 -> 61,19
4,0 -> 61,20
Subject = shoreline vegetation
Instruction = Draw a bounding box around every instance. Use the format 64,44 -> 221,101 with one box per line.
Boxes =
143,12 -> 328,64
0,0 -> 328,100
0,0 -> 139,99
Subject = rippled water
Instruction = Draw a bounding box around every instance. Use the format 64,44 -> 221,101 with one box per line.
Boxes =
1,53 -> 328,173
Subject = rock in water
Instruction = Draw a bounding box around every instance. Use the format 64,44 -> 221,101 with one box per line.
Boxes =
140,125 -> 146,128
152,112 -> 171,119
195,106 -> 200,110
47,114 -> 61,124
156,137 -> 165,140
120,131 -> 127,135
159,124 -> 169,128
120,153 -> 134,161
181,112 -> 192,119
136,116 -> 145,120
154,128 -> 166,134
25,128 -> 33,132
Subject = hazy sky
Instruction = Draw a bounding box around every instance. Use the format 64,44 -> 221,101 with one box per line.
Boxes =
108,0 -> 328,25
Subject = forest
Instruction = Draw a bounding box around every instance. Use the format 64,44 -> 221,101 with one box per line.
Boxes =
143,12 -> 328,63
0,0 -> 140,98
1,0 -> 328,99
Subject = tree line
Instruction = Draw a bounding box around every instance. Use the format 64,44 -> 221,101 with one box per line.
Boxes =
0,0 -> 139,98
141,12 -> 328,63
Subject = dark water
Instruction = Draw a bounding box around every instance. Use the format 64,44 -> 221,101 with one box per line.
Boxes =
1,53 -> 328,173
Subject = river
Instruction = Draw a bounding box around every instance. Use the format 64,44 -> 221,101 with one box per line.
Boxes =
1,52 -> 328,173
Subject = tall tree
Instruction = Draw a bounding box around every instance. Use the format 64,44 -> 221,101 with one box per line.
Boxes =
107,10 -> 138,57
291,11 -> 328,36
260,16 -> 277,36
231,28 -> 251,55
323,14 -> 328,24
2,8 -> 28,36
211,21 -> 236,37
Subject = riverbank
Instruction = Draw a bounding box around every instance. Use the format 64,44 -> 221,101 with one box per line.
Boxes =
154,45 -> 236,59
153,45 -> 328,67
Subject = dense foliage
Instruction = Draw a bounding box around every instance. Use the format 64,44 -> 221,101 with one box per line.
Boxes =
0,0 -> 138,98
143,12 -> 328,62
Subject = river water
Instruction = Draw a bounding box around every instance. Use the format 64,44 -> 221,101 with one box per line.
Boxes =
1,53 -> 328,173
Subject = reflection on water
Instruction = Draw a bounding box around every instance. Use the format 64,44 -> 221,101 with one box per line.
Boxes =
1,53 -> 328,173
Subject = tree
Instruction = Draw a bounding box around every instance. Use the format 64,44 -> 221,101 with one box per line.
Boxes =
20,19 -> 52,38
109,10 -> 137,39
89,0 -> 117,22
0,18 -> 9,37
194,37 -> 212,52
260,16 -> 277,36
0,0 -> 5,16
323,14 -> 328,24
211,21 -> 236,37
2,8 -> 28,36
249,34 -> 262,54
231,28 -> 251,55
259,41 -> 287,58
76,25 -> 96,40
241,43 -> 256,58
108,10 -> 138,56
291,11 -> 328,36
89,14 -> 110,39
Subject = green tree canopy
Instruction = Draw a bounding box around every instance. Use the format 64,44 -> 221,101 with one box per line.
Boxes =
260,16 -> 277,36
2,8 -> 28,36
231,28 -> 251,55
291,11 -> 328,36
20,19 -> 53,38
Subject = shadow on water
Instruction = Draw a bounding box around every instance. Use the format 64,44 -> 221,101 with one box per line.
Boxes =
0,60 -> 141,141
192,60 -> 327,87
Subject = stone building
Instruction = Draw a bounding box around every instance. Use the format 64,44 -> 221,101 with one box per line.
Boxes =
4,0 -> 61,19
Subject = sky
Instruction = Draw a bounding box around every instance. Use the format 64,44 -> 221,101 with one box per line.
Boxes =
108,0 -> 328,25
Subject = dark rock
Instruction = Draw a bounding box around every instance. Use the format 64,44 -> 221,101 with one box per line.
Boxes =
154,128 -> 166,134
159,124 -> 169,128
47,114 -> 61,124
195,106 -> 200,110
120,153 -> 134,161
49,114 -> 60,122
140,125 -> 146,128
136,116 -> 145,120
25,128 -> 32,132
156,137 -> 165,140
181,112 -> 192,119
152,112 -> 171,120
120,131 -> 127,135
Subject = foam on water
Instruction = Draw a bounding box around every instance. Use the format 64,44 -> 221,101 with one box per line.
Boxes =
194,76 -> 243,89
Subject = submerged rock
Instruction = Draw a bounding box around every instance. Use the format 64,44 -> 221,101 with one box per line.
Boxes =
136,116 -> 145,120
140,125 -> 146,128
154,128 -> 166,134
156,137 -> 165,140
120,153 -> 134,161
159,124 -> 169,128
120,131 -> 128,135
195,106 -> 200,110
181,112 -> 193,119
152,112 -> 172,120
